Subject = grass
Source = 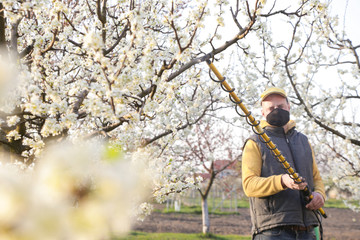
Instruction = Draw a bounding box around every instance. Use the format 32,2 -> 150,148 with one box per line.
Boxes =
160,205 -> 240,215
158,198 -> 357,216
324,199 -> 359,209
181,197 -> 250,209
159,198 -> 250,215
117,232 -> 251,240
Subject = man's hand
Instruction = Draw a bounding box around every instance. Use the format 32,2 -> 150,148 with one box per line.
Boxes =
281,175 -> 325,211
281,174 -> 307,190
306,192 -> 325,210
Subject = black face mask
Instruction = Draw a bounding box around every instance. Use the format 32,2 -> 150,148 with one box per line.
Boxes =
266,108 -> 290,127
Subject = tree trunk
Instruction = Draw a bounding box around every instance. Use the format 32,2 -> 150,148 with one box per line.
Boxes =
0,3 -> 5,46
201,196 -> 210,234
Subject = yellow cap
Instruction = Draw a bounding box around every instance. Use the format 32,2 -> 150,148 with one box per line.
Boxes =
260,87 -> 287,102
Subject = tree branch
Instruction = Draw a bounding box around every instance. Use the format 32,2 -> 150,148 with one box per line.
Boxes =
166,18 -> 256,82
141,101 -> 214,147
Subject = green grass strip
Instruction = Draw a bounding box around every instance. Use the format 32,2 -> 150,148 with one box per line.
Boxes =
157,198 -> 357,215
324,199 -> 359,209
117,232 -> 251,240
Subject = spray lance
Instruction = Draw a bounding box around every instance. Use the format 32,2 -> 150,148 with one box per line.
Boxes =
205,59 -> 327,219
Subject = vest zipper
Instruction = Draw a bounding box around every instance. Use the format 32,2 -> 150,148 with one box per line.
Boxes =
282,129 -> 306,227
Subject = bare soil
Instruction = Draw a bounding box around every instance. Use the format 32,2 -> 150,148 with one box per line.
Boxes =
132,207 -> 360,240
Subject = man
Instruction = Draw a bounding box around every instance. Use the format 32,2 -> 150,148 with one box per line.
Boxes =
242,87 -> 325,240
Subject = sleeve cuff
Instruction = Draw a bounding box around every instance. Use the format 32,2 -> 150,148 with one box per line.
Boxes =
277,174 -> 287,190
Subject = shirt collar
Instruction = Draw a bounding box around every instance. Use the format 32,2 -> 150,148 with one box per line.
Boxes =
260,119 -> 296,134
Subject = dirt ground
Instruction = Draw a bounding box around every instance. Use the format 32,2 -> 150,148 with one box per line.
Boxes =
132,207 -> 360,240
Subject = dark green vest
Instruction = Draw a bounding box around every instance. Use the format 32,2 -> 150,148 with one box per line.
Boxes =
247,126 -> 319,234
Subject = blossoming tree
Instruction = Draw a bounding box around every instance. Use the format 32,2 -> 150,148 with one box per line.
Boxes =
170,119 -> 242,234
0,0 -> 259,237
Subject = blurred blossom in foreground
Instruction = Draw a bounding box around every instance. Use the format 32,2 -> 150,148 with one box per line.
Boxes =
0,141 -> 151,240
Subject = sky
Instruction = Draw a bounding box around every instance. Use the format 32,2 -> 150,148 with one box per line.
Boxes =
330,0 -> 360,44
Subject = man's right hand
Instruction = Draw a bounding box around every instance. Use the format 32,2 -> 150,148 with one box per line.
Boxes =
281,174 -> 307,190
